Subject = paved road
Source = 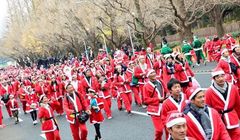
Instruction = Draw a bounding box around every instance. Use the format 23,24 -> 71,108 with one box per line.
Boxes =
0,62 -> 215,140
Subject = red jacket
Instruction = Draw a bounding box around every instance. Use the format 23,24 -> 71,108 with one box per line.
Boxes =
6,99 -> 19,111
63,92 -> 88,124
185,107 -> 231,140
38,102 -> 59,133
174,61 -> 194,83
134,64 -> 147,84
216,58 -> 236,84
114,73 -> 131,94
143,80 -> 168,116
154,60 -> 164,80
205,83 -> 240,129
80,76 -> 99,97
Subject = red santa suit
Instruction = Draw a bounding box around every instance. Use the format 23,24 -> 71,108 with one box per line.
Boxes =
146,53 -> 155,69
212,39 -> 223,61
184,106 -> 231,140
205,83 -> 240,140
18,87 -> 27,113
225,36 -> 236,50
174,60 -> 194,94
230,54 -> 240,90
126,67 -> 142,106
35,83 -> 49,96
0,84 -> 14,117
216,56 -> 237,84
80,76 -> 99,98
134,63 -> 147,103
0,101 -> 4,126
26,92 -> 39,113
162,63 -> 175,86
205,40 -> 214,62
48,83 -> 64,115
89,96 -> 104,124
63,92 -> 88,140
154,60 -> 164,81
114,73 -> 132,112
98,79 -> 112,119
38,102 -> 61,140
143,79 -> 168,140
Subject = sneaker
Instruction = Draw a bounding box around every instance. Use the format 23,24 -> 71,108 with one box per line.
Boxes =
142,105 -> 147,109
107,116 -> 112,120
196,63 -> 200,66
33,120 -> 38,125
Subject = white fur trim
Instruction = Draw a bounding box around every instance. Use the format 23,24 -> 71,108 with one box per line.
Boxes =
166,117 -> 186,128
211,70 -> 224,77
189,88 -> 204,100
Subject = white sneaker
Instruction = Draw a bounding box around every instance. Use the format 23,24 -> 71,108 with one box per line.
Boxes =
142,105 -> 147,109
107,116 -> 112,120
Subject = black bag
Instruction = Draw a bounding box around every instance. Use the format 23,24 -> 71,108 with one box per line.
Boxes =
66,93 -> 89,124
77,111 -> 89,124
229,62 -> 238,74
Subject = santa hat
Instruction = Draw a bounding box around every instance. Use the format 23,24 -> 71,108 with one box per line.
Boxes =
211,67 -> 225,77
115,65 -> 122,70
166,111 -> 186,128
221,48 -> 228,55
146,47 -> 151,51
128,61 -> 134,66
186,87 -> 204,100
138,55 -> 145,60
146,69 -> 155,77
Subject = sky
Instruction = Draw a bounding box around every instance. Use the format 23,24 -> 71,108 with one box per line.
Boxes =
0,0 -> 8,38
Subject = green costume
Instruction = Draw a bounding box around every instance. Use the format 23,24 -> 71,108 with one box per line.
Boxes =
192,36 -> 205,65
161,43 -> 173,56
182,40 -> 193,66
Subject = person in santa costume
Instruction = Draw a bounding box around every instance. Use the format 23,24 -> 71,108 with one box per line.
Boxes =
153,54 -> 164,81
181,40 -> 193,67
205,68 -> 240,140
114,65 -> 132,114
35,79 -> 48,96
0,79 -> 13,117
174,53 -> 194,94
146,47 -> 155,69
162,54 -> 175,86
88,89 -> 104,140
18,83 -> 27,114
80,68 -> 99,98
0,99 -> 6,128
134,55 -> 148,107
230,45 -> 240,91
143,69 -> 168,140
127,61 -> 142,106
204,37 -> 214,62
166,111 -> 196,140
212,35 -> 223,62
97,75 -> 112,119
192,36 -> 206,66
216,48 -> 237,85
225,33 -> 236,51
63,83 -> 91,140
184,87 -> 231,140
7,94 -> 20,124
38,94 -> 61,140
49,76 -> 64,115
26,86 -> 39,125
161,78 -> 187,139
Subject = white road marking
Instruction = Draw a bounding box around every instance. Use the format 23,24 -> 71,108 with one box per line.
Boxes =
131,111 -> 149,117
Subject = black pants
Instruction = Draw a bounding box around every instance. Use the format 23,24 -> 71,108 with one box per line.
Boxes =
94,123 -> 101,140
195,50 -> 201,64
30,110 -> 37,121
12,110 -> 19,121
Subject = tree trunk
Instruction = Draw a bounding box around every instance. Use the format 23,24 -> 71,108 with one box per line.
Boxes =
179,25 -> 193,42
210,5 -> 225,37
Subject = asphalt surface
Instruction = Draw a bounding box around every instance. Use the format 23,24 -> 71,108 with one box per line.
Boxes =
0,62 -> 215,140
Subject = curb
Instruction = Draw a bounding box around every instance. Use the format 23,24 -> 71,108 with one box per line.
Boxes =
193,70 -> 212,73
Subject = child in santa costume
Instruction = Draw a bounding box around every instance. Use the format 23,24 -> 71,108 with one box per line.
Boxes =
38,94 -> 61,140
161,78 -> 187,139
26,86 -> 39,125
205,68 -> 240,140
7,94 -> 20,124
184,87 -> 231,140
88,89 -> 104,140
166,111 -> 196,140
